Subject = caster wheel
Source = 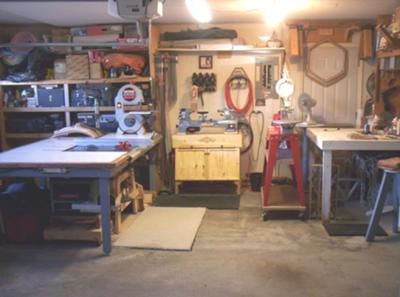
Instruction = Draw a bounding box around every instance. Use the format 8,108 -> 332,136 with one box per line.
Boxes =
298,212 -> 308,221
262,212 -> 269,221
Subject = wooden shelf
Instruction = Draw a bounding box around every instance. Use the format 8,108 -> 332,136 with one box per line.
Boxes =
68,107 -> 115,112
157,47 -> 285,54
377,48 -> 400,58
0,76 -> 152,86
2,107 -> 66,113
0,40 -> 149,48
5,133 -> 53,139
263,185 -> 306,211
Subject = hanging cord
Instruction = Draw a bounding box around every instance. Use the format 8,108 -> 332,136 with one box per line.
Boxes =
224,68 -> 254,114
249,110 -> 265,162
238,120 -> 254,154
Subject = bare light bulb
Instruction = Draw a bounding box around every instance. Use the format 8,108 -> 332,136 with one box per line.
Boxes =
185,0 -> 212,23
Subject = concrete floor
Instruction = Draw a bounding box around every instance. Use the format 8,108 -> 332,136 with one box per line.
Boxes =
1,191 -> 400,297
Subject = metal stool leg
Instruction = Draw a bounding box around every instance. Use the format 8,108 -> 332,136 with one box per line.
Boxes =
393,174 -> 400,233
366,171 -> 388,242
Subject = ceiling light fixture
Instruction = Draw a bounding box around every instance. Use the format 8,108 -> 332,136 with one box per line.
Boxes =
264,0 -> 310,27
185,0 -> 212,23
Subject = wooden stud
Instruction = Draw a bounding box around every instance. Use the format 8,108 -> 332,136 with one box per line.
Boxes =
288,26 -> 301,57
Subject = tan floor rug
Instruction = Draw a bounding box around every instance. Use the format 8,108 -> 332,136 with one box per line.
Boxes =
114,206 -> 206,251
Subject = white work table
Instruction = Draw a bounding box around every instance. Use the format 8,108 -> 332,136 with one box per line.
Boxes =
0,133 -> 161,254
307,128 -> 400,222
0,134 -> 158,169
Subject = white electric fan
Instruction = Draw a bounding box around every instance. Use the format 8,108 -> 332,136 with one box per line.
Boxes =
298,93 -> 317,126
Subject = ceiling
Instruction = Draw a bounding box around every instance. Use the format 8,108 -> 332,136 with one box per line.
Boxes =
0,0 -> 398,27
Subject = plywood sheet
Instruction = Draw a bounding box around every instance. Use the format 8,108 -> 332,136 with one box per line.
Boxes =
114,206 -> 206,251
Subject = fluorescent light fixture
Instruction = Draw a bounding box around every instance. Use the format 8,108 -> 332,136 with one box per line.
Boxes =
185,0 -> 212,23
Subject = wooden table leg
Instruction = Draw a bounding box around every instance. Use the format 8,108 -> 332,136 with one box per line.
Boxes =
321,150 -> 332,223
175,181 -> 181,194
99,178 -> 112,255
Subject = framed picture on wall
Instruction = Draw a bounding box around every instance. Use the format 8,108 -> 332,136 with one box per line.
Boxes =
199,56 -> 213,69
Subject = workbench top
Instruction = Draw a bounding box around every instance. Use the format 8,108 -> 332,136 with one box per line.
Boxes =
307,128 -> 400,151
0,134 -> 161,169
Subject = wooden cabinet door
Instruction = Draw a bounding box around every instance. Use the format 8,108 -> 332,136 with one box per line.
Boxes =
175,149 -> 206,180
207,148 -> 240,180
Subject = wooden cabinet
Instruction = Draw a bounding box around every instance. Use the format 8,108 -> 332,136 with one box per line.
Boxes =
172,133 -> 242,194
175,148 -> 240,181
207,148 -> 240,180
175,149 -> 206,180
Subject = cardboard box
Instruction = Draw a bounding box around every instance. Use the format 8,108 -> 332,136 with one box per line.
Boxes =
89,63 -> 102,79
66,55 -> 89,79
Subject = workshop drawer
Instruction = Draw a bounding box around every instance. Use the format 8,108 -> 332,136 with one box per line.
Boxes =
172,133 -> 242,148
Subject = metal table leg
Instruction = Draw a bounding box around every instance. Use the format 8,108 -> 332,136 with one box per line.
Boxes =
302,127 -> 309,187
366,171 -> 388,241
321,150 -> 332,223
393,173 -> 400,233
99,177 -> 112,255
149,151 -> 157,191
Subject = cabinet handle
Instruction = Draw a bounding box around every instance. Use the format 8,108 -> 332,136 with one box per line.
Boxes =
204,152 -> 210,155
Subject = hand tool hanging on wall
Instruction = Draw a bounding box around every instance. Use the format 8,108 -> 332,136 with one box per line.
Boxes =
224,67 -> 254,114
191,72 -> 217,107
190,85 -> 199,111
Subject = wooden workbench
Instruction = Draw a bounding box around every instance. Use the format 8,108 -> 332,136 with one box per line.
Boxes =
307,128 -> 400,222
0,133 -> 161,254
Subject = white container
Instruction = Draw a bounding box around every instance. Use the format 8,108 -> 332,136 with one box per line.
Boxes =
54,59 -> 66,79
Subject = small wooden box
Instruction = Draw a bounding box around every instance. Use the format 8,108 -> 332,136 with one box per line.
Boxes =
66,55 -> 89,79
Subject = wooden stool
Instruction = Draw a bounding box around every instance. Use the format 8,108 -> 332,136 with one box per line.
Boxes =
366,162 -> 400,242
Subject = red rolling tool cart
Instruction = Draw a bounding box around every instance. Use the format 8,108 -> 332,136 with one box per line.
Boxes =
262,124 -> 306,220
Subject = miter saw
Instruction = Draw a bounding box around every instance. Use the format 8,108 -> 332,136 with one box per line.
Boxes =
115,84 -> 148,135
177,108 -> 238,133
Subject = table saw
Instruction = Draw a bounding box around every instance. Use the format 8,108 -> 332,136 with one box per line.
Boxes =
0,133 -> 161,254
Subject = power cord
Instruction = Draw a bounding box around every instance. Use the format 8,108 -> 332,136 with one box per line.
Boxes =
249,110 -> 265,163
